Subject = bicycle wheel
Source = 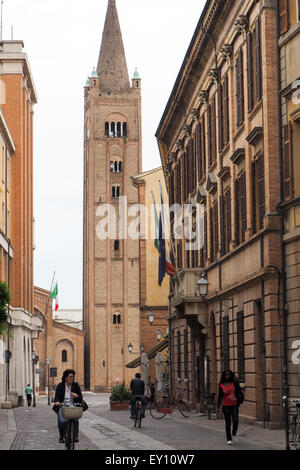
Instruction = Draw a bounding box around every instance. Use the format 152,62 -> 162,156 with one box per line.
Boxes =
70,420 -> 75,450
65,421 -> 71,450
179,400 -> 190,418
149,400 -> 167,420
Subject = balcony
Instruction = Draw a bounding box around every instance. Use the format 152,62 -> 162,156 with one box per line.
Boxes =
171,268 -> 208,329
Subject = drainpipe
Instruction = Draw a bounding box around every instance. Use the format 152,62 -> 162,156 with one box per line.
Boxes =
275,0 -> 289,447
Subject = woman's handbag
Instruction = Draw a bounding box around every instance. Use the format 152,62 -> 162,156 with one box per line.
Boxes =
82,400 -> 89,412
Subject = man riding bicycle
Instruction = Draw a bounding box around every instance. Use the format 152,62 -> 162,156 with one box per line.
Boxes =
130,373 -> 146,419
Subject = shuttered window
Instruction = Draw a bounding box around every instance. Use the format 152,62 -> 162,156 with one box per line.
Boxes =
255,17 -> 262,101
221,188 -> 232,256
169,170 -> 174,207
208,104 -> 212,167
237,311 -> 245,382
235,47 -> 244,127
176,160 -> 182,205
177,239 -> 182,269
201,115 -> 207,179
247,31 -> 254,112
235,171 -> 247,245
177,331 -> 181,378
252,153 -> 265,233
218,84 -> 224,152
283,123 -> 293,200
279,0 -> 289,35
223,74 -> 229,145
222,316 -> 229,371
212,96 -> 217,164
201,210 -> 207,266
210,202 -> 219,262
184,329 -> 188,379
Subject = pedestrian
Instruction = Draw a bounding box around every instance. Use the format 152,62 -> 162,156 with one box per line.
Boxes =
217,370 -> 244,445
25,384 -> 33,407
53,369 -> 83,444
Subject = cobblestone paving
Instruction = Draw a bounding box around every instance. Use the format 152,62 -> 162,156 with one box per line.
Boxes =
10,406 -> 99,450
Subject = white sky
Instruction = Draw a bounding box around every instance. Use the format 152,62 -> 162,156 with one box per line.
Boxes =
5,0 -> 205,309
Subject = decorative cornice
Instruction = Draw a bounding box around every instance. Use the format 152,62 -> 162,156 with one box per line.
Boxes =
183,124 -> 191,138
246,127 -> 263,146
230,148 -> 245,165
234,15 -> 248,38
168,152 -> 177,164
206,174 -> 218,194
220,44 -> 233,65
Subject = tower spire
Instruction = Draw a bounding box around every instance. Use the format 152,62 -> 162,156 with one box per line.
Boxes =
97,0 -> 130,92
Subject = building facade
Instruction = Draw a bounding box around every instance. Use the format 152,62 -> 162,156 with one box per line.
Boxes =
278,0 -> 300,400
156,0 -> 284,427
0,41 -> 43,404
34,286 -> 84,392
83,0 -> 142,391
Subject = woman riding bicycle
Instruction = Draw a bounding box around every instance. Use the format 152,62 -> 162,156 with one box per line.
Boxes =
53,369 -> 83,444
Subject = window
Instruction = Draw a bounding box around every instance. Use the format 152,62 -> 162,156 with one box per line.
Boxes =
279,0 -> 289,35
235,47 -> 244,127
114,240 -> 120,251
220,187 -> 232,256
252,153 -> 265,233
222,316 -> 229,371
208,96 -> 217,167
247,17 -> 262,113
122,122 -> 127,137
177,331 -> 181,378
283,123 -> 293,200
235,171 -> 247,245
105,122 -> 109,137
112,185 -> 120,198
218,75 -> 229,152
62,350 -> 67,363
113,314 -> 121,325
105,122 -> 127,138
210,201 -> 219,262
237,311 -> 245,382
117,122 -> 121,137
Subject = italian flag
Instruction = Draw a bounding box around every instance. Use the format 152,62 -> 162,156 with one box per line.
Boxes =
50,283 -> 59,311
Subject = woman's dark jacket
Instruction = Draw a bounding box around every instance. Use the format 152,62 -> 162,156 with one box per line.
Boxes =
54,381 -> 83,407
217,379 -> 244,407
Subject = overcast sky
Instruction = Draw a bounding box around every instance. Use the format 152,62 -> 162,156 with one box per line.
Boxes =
5,0 -> 205,309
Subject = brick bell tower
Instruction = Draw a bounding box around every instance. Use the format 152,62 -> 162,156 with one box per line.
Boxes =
83,0 -> 142,391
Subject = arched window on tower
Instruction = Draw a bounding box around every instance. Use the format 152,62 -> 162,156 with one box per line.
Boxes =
117,122 -> 121,137
114,240 -> 120,251
62,350 -> 67,363
122,122 -> 127,137
110,122 -> 115,138
110,161 -> 114,172
119,161 -> 122,172
105,122 -> 109,138
112,185 -> 120,198
113,313 -> 121,325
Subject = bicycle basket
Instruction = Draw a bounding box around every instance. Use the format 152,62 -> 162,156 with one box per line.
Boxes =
62,406 -> 83,420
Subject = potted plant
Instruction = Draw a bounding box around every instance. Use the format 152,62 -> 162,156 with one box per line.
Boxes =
109,383 -> 131,411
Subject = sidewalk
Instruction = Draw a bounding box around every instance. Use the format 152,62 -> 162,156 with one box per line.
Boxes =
0,408 -> 17,450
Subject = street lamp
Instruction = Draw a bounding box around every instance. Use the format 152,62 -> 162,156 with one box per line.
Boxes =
46,357 -> 51,405
156,329 -> 162,342
197,274 -> 209,299
147,310 -> 155,325
32,351 -> 39,407
140,343 -> 145,353
128,343 -> 133,354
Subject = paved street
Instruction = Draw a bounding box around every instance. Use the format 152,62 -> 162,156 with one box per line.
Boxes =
0,393 -> 286,451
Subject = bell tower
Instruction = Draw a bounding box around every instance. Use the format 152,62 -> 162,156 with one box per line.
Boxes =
83,0 -> 142,391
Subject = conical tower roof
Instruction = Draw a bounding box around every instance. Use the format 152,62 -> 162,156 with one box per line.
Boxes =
97,0 -> 130,92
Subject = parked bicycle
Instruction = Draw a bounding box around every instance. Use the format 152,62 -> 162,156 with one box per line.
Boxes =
61,404 -> 83,450
283,396 -> 300,450
150,387 -> 190,420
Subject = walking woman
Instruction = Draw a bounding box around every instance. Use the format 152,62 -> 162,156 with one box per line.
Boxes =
217,370 -> 244,445
53,369 -> 83,444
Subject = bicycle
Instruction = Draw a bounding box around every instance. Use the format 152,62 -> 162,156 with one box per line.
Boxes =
133,397 -> 144,428
285,397 -> 300,450
61,403 -> 83,450
149,388 -> 190,420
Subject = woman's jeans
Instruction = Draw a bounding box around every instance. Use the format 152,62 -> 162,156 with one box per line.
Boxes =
57,407 -> 79,439
222,405 -> 239,441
